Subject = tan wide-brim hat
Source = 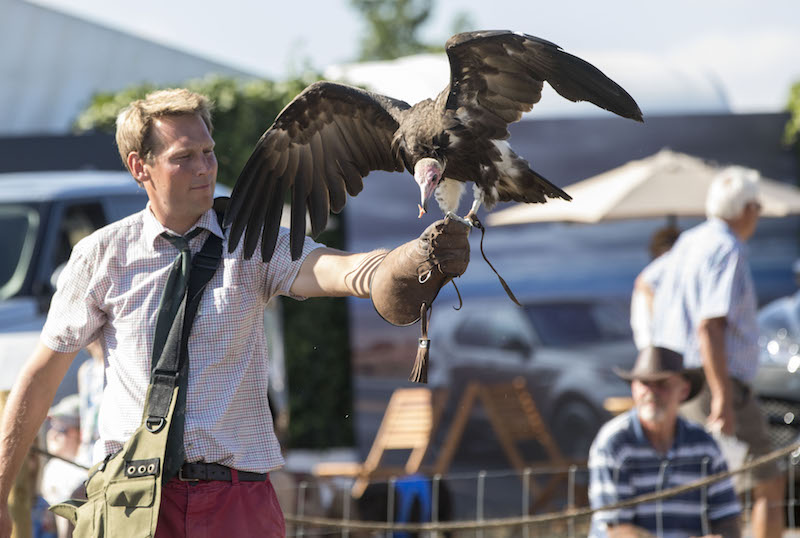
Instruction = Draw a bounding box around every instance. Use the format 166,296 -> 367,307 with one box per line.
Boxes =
613,346 -> 704,402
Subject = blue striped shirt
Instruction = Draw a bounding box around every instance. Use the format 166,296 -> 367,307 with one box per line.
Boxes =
589,410 -> 740,538
651,218 -> 759,381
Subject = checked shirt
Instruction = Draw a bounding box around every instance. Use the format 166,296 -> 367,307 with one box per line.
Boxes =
41,204 -> 321,473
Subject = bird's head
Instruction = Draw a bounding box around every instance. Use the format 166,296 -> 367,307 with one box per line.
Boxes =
414,157 -> 444,217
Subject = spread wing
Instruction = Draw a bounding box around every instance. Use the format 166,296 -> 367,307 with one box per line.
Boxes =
443,30 -> 643,138
225,81 -> 409,262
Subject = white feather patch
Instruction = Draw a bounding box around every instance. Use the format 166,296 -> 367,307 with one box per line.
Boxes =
491,140 -> 519,178
434,178 -> 465,214
472,184 -> 484,204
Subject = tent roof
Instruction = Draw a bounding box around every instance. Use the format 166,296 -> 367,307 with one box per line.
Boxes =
324,51 -> 730,119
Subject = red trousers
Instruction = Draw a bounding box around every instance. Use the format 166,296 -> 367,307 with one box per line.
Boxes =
155,471 -> 285,538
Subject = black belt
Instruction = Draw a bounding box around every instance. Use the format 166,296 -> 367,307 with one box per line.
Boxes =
178,462 -> 267,482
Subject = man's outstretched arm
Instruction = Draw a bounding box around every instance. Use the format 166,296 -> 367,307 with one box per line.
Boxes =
290,248 -> 387,299
290,218 -> 471,303
0,342 -> 78,538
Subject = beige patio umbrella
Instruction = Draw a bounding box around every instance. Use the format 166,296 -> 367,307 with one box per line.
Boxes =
487,149 -> 800,226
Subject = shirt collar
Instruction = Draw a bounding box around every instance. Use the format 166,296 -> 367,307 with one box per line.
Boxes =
706,217 -> 746,251
143,202 -> 224,250
630,408 -> 685,457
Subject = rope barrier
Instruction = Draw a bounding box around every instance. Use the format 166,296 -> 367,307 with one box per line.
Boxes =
31,446 -> 91,470
284,441 -> 800,532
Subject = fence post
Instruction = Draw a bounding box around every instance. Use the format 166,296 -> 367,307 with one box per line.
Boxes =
522,467 -> 531,538
296,480 -> 308,537
568,464 -> 577,538
342,479 -> 351,538
743,455 -> 753,529
387,477 -> 396,538
431,474 -> 441,538
700,456 -> 710,536
656,461 -> 669,538
476,471 -> 486,538
789,451 -> 797,529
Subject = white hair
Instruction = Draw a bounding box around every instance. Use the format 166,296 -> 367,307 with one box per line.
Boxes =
705,166 -> 760,220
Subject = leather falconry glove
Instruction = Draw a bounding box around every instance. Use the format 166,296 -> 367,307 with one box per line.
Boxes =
370,217 -> 471,382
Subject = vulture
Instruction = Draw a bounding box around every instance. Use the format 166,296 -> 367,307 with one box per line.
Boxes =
225,30 -> 643,262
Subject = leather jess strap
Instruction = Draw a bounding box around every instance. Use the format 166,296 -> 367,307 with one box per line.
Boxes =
179,462 -> 267,482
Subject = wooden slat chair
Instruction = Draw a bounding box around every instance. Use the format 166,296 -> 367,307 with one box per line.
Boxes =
604,396 -> 634,416
313,387 -> 444,498
433,377 -> 585,510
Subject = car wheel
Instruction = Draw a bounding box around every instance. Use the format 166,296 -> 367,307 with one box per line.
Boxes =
551,398 -> 602,460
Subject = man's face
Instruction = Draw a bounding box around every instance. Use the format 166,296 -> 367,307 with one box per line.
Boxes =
138,114 -> 218,230
740,200 -> 762,240
631,374 -> 689,425
46,419 -> 80,459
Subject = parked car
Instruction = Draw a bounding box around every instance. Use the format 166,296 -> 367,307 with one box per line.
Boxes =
0,170 -> 246,405
753,289 -> 800,448
427,297 -> 638,460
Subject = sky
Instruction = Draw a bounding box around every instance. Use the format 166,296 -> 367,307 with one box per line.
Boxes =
28,0 -> 800,113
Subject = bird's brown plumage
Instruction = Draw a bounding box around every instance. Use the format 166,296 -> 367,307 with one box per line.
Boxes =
225,30 -> 643,261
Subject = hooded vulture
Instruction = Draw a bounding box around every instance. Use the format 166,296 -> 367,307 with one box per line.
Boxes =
225,30 -> 643,261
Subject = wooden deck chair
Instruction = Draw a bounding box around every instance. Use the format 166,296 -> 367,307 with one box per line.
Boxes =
432,377 -> 585,510
313,387 -> 444,498
604,396 -> 634,416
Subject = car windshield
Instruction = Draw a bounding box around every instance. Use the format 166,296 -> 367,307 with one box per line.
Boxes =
524,300 -> 632,346
0,204 -> 40,300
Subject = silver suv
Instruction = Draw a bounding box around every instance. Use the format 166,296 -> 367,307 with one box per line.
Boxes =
0,171 -> 236,404
427,298 -> 637,460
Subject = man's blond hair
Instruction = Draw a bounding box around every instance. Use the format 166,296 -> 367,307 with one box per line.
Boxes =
115,88 -> 214,173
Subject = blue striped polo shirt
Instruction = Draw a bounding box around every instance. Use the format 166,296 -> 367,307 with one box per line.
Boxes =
651,218 -> 759,382
589,410 -> 740,538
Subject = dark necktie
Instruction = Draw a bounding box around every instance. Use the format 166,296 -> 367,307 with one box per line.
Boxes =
152,227 -> 202,481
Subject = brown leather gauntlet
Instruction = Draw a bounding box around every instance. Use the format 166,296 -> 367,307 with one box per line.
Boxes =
370,217 -> 470,382
370,217 -> 470,326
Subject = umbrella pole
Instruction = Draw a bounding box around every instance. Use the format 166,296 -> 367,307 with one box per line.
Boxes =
666,214 -> 677,228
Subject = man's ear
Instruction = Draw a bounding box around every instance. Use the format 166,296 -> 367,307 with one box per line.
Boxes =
127,152 -> 149,184
678,377 -> 690,402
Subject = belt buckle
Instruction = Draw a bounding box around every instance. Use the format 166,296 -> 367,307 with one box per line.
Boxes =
178,466 -> 201,482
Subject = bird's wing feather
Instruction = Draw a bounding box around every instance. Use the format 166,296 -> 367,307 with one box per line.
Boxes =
443,30 -> 643,135
225,81 -> 408,261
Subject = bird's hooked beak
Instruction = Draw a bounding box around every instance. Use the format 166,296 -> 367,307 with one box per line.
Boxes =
414,158 -> 443,218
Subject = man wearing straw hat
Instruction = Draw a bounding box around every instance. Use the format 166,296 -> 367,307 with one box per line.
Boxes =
589,346 -> 741,538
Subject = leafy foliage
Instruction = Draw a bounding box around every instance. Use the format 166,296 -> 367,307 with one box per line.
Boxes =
351,0 -> 439,60
349,0 -> 475,62
74,74 -> 317,187
785,81 -> 800,157
282,217 -> 355,448
75,73 -> 355,448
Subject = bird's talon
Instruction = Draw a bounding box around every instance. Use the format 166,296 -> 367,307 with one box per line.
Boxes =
444,212 -> 474,228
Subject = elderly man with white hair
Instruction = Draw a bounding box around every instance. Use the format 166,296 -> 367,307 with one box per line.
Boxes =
652,166 -> 785,538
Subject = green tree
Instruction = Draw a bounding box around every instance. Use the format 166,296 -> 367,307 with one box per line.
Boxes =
350,0 -> 475,61
351,0 -> 438,60
785,80 -> 800,163
74,74 -> 315,187
74,73 -> 355,448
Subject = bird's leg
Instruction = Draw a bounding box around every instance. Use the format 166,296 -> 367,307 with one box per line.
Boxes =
444,211 -> 474,228
446,195 -> 482,228
466,197 -> 482,225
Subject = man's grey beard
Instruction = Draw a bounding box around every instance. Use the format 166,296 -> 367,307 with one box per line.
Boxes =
638,396 -> 666,423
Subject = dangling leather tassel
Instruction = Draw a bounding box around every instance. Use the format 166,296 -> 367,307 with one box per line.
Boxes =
409,302 -> 430,383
